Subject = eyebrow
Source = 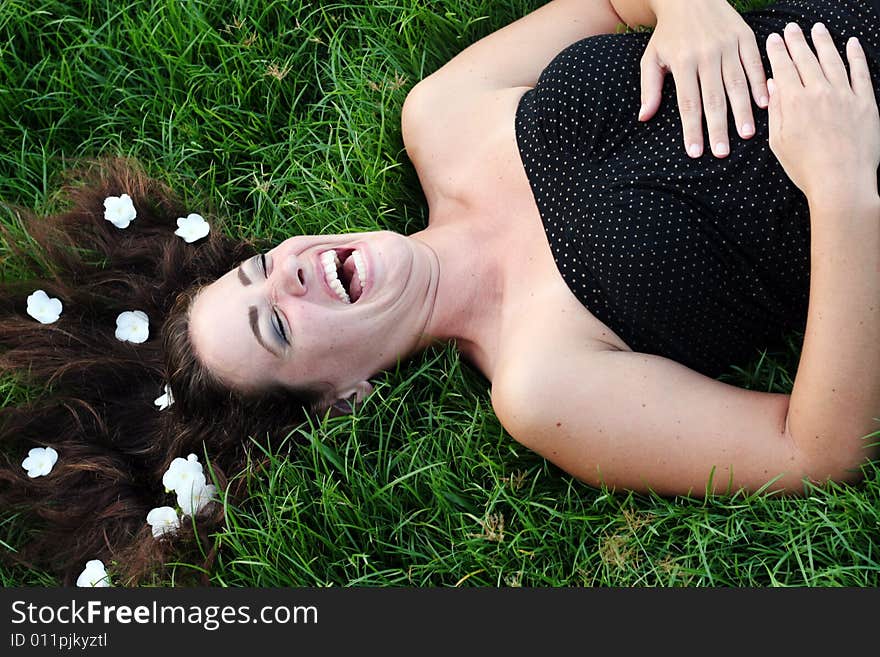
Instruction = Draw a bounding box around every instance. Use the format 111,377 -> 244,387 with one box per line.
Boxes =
249,306 -> 281,358
239,259 -> 283,358
237,263 -> 252,287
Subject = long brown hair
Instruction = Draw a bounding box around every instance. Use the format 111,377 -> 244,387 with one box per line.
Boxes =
0,157 -> 323,585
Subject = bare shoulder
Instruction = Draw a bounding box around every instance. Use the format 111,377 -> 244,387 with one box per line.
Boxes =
489,277 -> 634,434
401,82 -> 530,200
490,341 -> 608,437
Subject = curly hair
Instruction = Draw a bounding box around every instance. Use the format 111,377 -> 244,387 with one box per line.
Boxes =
0,157 -> 325,586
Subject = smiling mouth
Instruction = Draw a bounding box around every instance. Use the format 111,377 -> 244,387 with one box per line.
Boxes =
319,248 -> 367,303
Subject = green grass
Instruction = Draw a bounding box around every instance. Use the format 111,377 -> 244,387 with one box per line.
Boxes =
2,0 -> 879,588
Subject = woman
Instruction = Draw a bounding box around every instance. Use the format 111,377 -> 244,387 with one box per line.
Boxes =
1,0 -> 878,585
190,0 -> 880,493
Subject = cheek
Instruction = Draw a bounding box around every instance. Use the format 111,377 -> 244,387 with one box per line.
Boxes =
291,319 -> 367,377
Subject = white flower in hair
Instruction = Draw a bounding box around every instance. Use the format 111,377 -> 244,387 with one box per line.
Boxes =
177,481 -> 217,517
21,446 -> 58,478
103,194 -> 137,229
115,310 -> 149,344
174,213 -> 210,243
76,559 -> 112,587
146,506 -> 180,538
154,384 -> 174,410
26,290 -> 62,324
162,453 -> 204,493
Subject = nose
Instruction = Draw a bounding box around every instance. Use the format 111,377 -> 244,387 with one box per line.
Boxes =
271,252 -> 307,297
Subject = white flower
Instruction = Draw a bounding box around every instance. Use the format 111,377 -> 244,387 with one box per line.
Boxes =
115,310 -> 149,344
154,384 -> 174,410
76,559 -> 112,587
21,446 -> 58,478
146,506 -> 180,538
177,481 -> 217,517
26,290 -> 62,324
163,453 -> 216,515
174,213 -> 210,243
162,453 -> 204,493
103,194 -> 137,229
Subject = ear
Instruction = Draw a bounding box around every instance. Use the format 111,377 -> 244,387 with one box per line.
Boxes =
322,380 -> 374,418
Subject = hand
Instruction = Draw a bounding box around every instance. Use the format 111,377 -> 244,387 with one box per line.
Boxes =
639,0 -> 768,159
766,23 -> 880,202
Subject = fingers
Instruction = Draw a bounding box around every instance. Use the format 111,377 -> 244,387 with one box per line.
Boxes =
766,31 -> 801,88
639,51 -> 666,122
722,49 -> 756,140
673,69 -> 704,158
700,61 -> 731,157
703,30 -> 768,153
738,32 -> 770,109
769,23 -> 874,100
781,22 -> 823,84
846,36 -> 875,100
810,23 -> 847,85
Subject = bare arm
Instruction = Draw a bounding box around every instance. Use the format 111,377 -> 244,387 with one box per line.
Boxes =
404,0 -> 768,168
790,196 -> 880,470
766,23 -> 880,470
492,24 -> 880,498
493,348 -> 804,496
418,0 -> 626,93
493,279 -> 877,496
402,0 -> 627,187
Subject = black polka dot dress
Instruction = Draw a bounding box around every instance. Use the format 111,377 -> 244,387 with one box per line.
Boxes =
515,0 -> 880,378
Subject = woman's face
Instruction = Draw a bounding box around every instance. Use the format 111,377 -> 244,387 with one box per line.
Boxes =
188,230 -> 437,403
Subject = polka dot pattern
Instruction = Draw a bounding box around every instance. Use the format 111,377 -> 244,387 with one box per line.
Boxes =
515,0 -> 880,378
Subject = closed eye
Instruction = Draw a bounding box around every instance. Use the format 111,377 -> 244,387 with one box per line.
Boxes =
256,252 -> 290,347
272,308 -> 289,344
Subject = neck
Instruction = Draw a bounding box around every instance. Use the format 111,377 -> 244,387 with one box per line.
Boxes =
408,220 -> 504,375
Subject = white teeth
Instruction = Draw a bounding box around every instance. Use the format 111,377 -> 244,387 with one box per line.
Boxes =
318,249 -> 368,303
351,250 -> 366,290
319,250 -> 350,304
330,278 -> 350,303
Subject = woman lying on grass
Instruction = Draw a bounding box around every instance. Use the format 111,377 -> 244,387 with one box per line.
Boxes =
1,0 -> 878,586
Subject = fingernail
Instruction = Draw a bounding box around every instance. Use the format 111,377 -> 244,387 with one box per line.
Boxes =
759,95 -> 769,107
741,122 -> 754,137
688,144 -> 702,158
785,22 -> 801,32
768,32 -> 783,44
849,36 -> 861,47
638,104 -> 646,120
813,22 -> 827,34
767,79 -> 776,96
714,142 -> 729,157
